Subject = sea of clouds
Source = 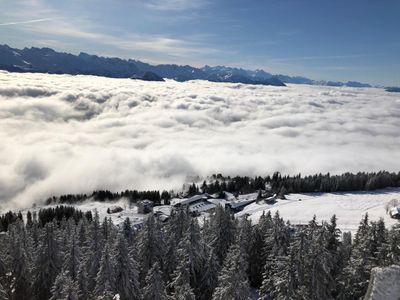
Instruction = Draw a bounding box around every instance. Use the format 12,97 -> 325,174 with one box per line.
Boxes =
1,71 -> 400,208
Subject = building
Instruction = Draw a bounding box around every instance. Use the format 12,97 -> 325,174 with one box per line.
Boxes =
389,207 -> 400,219
107,205 -> 123,214
137,200 -> 154,214
153,205 -> 175,222
225,192 -> 258,213
170,194 -> 216,216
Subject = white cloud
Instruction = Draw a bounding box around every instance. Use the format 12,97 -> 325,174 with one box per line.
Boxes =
0,18 -> 53,26
1,72 -> 400,209
143,0 -> 208,11
21,20 -> 219,58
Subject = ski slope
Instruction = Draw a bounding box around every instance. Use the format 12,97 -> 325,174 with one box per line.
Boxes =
237,188 -> 400,233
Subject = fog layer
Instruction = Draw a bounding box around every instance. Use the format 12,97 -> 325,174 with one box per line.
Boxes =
1,71 -> 399,208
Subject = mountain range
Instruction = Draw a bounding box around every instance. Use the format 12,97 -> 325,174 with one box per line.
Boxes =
0,44 -> 372,87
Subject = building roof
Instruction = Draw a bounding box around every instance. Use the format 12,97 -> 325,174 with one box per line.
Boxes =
170,194 -> 208,206
189,201 -> 216,213
390,207 -> 400,216
153,205 -> 174,216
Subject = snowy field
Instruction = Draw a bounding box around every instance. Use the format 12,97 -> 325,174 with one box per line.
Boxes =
237,188 -> 400,233
1,71 -> 400,209
21,198 -> 148,226
17,188 -> 400,232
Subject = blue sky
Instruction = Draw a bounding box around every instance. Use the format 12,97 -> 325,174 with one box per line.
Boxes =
0,0 -> 399,85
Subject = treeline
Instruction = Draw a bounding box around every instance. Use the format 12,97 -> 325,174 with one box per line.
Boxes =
199,171 -> 400,195
0,205 -> 399,299
36,206 -> 93,227
47,189 -> 172,206
0,211 -> 23,232
41,171 -> 400,208
271,171 -> 400,193
0,206 -> 90,232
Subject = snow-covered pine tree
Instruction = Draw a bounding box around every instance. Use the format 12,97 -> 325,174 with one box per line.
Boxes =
248,221 -> 267,288
77,261 -> 89,300
268,253 -> 297,299
337,231 -> 352,270
166,208 -> 191,245
0,282 -> 7,300
386,224 -> 400,264
324,215 -> 341,296
95,280 -> 116,300
8,222 -> 32,300
122,217 -> 135,246
50,270 -> 70,300
61,277 -> 79,300
237,216 -> 252,261
183,218 -> 205,295
63,233 -> 81,280
370,218 -> 388,265
168,238 -> 196,300
114,233 -> 141,300
197,247 -> 220,300
163,233 -> 178,283
291,229 -> 309,295
212,242 -> 250,300
270,211 -> 290,256
86,210 -> 104,292
143,262 -> 168,300
305,225 -> 333,300
94,243 -> 116,297
32,223 -> 61,300
339,214 -> 375,299
77,218 -> 88,249
137,216 -> 165,283
28,218 -> 40,249
204,205 -> 236,263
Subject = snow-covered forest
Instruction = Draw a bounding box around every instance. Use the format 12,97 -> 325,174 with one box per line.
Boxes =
0,204 -> 398,300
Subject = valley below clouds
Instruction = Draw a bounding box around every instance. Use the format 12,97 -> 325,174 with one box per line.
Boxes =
1,71 -> 400,208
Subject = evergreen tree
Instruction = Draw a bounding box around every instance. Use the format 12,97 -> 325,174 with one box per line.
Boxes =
181,219 -> 205,295
122,217 -> 135,245
143,262 -> 168,300
168,239 -> 196,300
198,248 -> 220,300
137,216 -> 165,283
50,270 -> 70,300
386,225 -> 400,264
0,282 -> 7,300
306,226 -> 333,300
114,233 -> 141,300
8,223 -> 32,300
163,234 -> 178,283
32,223 -> 61,300
204,205 -> 236,263
62,278 -> 79,300
94,244 -> 116,297
248,224 -> 266,288
26,211 -> 33,228
77,262 -> 89,300
212,243 -> 250,300
86,211 -> 103,293
63,233 -> 81,280
339,215 -> 375,299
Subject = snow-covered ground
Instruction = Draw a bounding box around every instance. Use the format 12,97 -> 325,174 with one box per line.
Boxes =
16,188 -> 400,232
21,198 -> 148,226
237,188 -> 400,233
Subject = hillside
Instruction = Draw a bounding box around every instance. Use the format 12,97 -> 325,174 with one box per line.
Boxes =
238,188 -> 400,233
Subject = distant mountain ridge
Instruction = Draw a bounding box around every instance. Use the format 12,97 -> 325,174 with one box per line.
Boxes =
0,44 -> 372,87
